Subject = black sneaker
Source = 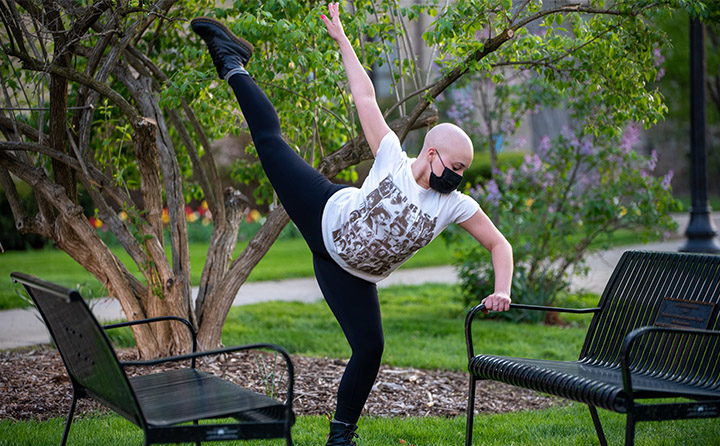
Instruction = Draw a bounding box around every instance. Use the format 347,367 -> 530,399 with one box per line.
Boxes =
190,17 -> 254,80
325,420 -> 359,446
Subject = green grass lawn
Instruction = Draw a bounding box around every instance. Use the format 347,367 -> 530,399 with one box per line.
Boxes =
3,406 -> 718,446
220,283 -> 589,371
3,284 -> 718,444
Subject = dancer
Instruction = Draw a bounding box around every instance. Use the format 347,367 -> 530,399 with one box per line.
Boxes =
191,4 -> 512,444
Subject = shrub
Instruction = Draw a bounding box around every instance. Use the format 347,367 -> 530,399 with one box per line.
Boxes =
447,126 -> 681,321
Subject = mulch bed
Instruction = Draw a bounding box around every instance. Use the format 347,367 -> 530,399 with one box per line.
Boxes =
0,347 -> 563,422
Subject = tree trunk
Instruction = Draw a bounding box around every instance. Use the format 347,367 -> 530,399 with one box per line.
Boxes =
196,206 -> 290,349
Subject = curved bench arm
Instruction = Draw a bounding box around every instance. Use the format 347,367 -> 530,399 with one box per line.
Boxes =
619,325 -> 720,399
120,342 -> 295,411
465,303 -> 601,359
103,316 -> 198,367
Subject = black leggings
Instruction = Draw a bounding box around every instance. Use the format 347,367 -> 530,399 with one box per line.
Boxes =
228,73 -> 384,424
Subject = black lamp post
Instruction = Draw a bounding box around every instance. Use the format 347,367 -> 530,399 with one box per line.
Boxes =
680,17 -> 720,254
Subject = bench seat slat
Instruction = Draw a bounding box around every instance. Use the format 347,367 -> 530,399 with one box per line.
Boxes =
469,355 -> 720,413
470,355 -> 720,413
130,369 -> 286,427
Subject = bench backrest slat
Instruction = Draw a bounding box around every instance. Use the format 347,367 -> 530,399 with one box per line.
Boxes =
580,251 -> 720,388
12,272 -> 145,426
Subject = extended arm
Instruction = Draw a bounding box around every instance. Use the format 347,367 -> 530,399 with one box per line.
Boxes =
321,2 -> 391,156
458,209 -> 513,312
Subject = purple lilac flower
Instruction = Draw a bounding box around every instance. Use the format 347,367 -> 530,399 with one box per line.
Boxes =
500,118 -> 516,135
485,179 -> 501,206
653,47 -> 665,67
521,153 -> 543,175
537,135 -> 551,157
580,138 -> 594,156
544,172 -> 554,185
577,172 -> 592,191
469,184 -> 483,199
513,135 -> 527,152
503,167 -> 515,186
661,170 -> 674,190
647,150 -> 658,171
656,67 -> 666,82
561,126 -> 576,143
620,122 -> 640,153
448,89 -> 476,130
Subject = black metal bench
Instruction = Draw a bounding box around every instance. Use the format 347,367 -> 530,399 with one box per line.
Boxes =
464,250 -> 720,446
11,272 -> 295,446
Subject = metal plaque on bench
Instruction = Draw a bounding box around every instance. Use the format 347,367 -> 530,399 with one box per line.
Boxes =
654,298 -> 715,329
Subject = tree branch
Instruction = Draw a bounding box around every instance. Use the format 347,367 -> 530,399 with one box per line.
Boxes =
123,46 -> 224,222
0,140 -> 134,210
9,51 -> 141,122
510,0 -> 532,25
398,27 -> 514,141
317,106 -> 438,178
0,115 -> 43,141
0,164 -> 47,236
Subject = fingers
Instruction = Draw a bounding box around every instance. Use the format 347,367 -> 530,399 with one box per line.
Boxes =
321,3 -> 341,31
331,3 -> 341,24
482,292 -> 511,313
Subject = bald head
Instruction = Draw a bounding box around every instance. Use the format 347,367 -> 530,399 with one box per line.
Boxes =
422,123 -> 474,167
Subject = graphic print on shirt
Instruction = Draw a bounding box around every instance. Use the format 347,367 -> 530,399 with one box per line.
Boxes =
331,174 -> 437,276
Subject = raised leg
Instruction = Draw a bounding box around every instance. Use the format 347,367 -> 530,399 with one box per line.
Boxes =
227,73 -> 345,254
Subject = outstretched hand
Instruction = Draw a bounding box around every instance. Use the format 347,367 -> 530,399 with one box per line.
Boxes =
320,2 -> 347,43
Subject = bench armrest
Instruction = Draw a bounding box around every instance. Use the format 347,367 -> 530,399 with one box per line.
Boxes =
103,316 -> 198,367
619,325 -> 720,398
122,343 -> 295,409
465,303 -> 601,359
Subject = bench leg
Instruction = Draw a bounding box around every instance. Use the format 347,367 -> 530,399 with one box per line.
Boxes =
61,393 -> 78,446
588,405 -> 608,446
465,376 -> 477,446
624,414 -> 636,446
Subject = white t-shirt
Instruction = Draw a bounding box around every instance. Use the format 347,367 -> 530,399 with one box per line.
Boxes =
321,131 -> 480,283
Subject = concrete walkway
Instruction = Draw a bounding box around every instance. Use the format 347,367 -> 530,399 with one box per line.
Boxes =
1,213 -> 717,350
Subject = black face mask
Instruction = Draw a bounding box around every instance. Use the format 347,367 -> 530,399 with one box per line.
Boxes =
429,149 -> 463,194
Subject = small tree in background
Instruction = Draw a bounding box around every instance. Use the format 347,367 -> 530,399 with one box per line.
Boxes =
449,125 -> 680,320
